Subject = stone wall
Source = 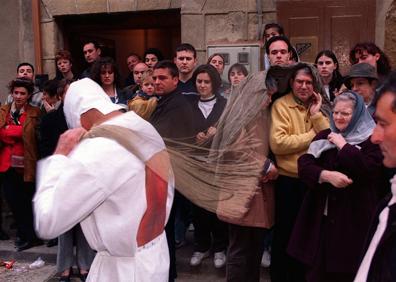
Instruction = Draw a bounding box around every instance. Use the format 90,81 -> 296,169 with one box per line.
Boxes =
0,0 -> 35,102
4,0 -> 394,102
384,0 -> 396,68
181,0 -> 276,63
39,0 -> 276,74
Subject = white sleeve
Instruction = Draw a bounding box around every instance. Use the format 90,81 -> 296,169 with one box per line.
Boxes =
33,154 -> 107,239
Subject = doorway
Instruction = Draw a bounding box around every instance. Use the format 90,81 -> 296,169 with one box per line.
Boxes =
56,9 -> 181,78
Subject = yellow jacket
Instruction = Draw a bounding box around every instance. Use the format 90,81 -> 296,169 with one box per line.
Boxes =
128,96 -> 157,121
270,93 -> 329,178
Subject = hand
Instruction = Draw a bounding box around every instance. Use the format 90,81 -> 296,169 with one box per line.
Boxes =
309,91 -> 322,116
261,164 -> 279,183
334,85 -> 348,97
320,170 -> 353,188
327,132 -> 347,149
196,131 -> 208,144
43,100 -> 55,113
54,128 -> 87,156
206,126 -> 217,138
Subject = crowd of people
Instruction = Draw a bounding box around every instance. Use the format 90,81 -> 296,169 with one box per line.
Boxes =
0,21 -> 395,282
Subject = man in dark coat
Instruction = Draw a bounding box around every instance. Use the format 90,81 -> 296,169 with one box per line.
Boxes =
149,60 -> 193,282
354,74 -> 396,282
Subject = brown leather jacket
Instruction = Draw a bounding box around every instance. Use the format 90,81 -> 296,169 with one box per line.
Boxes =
0,104 -> 41,182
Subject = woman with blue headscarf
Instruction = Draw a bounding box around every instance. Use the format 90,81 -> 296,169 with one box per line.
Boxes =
287,91 -> 385,282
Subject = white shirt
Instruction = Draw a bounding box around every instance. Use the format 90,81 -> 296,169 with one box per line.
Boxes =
198,97 -> 217,119
34,111 -> 174,282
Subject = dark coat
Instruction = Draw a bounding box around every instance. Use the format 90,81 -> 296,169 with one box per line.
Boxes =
113,87 -> 134,106
38,103 -> 68,158
177,78 -> 197,96
288,128 -> 385,274
149,90 -> 194,141
187,95 -> 227,135
363,193 -> 396,282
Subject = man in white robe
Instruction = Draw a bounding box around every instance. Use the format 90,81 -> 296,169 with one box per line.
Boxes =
33,78 -> 174,281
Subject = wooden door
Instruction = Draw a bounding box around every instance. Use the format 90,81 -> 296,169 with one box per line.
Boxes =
277,0 -> 376,73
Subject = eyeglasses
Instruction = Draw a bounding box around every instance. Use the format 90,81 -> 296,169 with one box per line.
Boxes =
332,111 -> 353,118
294,79 -> 313,87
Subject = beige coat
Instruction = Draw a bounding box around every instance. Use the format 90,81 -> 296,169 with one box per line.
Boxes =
217,110 -> 275,228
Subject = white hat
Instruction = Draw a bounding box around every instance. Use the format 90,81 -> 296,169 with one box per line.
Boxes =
63,78 -> 124,129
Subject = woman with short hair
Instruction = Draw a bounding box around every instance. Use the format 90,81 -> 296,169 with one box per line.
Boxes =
0,78 -> 42,251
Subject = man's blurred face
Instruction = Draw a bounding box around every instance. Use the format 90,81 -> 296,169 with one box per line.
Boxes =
145,54 -> 159,69
83,43 -> 101,64
174,50 -> 197,76
371,92 -> 396,168
268,40 -> 291,66
152,68 -> 178,96
291,70 -> 314,104
17,65 -> 34,81
264,27 -> 280,43
127,55 -> 140,72
133,63 -> 149,86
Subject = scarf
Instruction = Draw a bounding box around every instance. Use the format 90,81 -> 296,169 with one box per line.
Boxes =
307,91 -> 375,158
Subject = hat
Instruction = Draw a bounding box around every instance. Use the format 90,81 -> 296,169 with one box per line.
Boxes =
344,63 -> 378,89
63,78 -> 124,129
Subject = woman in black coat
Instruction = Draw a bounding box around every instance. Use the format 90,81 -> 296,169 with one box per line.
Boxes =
288,91 -> 385,282
186,64 -> 228,268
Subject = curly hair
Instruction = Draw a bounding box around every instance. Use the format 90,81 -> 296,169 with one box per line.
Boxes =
90,57 -> 122,88
349,42 -> 391,77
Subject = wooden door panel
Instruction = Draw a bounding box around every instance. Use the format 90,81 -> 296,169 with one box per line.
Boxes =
277,0 -> 375,70
330,15 -> 363,73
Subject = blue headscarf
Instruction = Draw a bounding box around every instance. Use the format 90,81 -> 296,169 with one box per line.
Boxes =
307,91 -> 376,158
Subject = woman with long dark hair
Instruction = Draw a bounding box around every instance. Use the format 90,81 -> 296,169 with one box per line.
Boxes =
91,57 -> 133,107
315,50 -> 344,102
187,64 -> 228,268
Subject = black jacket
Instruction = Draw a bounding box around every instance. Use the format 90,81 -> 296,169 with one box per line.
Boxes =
187,95 -> 227,134
364,193 -> 396,282
149,90 -> 194,142
38,103 -> 68,158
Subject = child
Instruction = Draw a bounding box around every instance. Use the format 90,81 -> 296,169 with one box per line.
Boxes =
128,72 -> 157,120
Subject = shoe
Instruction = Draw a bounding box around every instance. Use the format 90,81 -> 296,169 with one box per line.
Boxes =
80,272 -> 88,282
261,250 -> 271,268
213,251 -> 226,268
78,268 -> 89,282
14,237 -> 23,247
0,229 -> 9,240
175,240 -> 185,249
59,268 -> 72,282
59,275 -> 70,282
190,250 -> 210,266
16,239 -> 43,252
46,238 -> 58,247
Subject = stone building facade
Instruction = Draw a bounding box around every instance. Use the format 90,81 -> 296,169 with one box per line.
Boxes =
1,0 -> 396,101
